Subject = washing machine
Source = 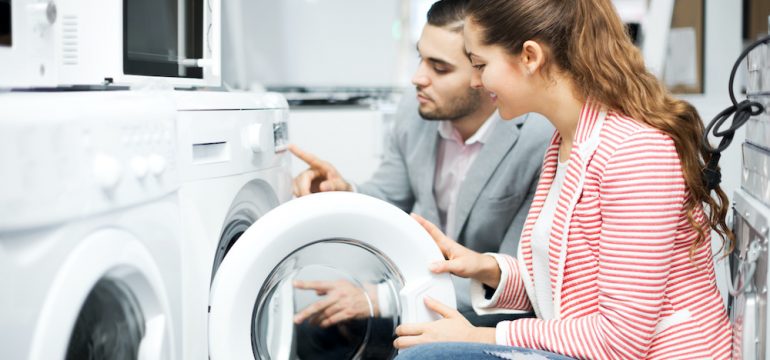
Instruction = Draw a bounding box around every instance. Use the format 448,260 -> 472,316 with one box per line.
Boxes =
172,91 -> 294,360
173,91 -> 457,359
0,91 -> 182,359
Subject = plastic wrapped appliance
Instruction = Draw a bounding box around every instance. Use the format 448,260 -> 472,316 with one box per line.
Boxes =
744,46 -> 770,206
731,190 -> 769,359
732,33 -> 770,359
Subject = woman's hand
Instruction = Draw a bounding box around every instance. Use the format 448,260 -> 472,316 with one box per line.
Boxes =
412,214 -> 502,288
393,297 -> 496,349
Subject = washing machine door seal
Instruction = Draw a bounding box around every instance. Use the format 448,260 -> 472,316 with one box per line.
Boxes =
208,192 -> 457,359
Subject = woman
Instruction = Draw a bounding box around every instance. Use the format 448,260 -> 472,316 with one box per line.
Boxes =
393,0 -> 733,359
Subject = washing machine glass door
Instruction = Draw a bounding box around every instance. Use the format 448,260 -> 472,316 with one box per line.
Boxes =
66,279 -> 146,359
209,192 -> 456,360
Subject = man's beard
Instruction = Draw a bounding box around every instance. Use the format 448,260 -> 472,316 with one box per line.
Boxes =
418,87 -> 484,121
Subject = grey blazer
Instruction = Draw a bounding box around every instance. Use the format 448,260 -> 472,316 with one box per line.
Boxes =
358,95 -> 554,313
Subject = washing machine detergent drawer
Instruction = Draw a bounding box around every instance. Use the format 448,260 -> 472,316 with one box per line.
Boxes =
731,190 -> 770,359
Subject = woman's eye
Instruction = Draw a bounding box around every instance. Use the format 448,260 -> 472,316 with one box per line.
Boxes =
473,64 -> 486,70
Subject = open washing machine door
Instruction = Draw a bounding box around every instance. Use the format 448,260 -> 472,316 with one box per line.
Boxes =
208,192 -> 456,359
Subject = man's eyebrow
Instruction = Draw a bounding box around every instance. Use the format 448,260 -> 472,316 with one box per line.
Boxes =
425,57 -> 456,70
427,57 -> 453,68
415,43 -> 455,68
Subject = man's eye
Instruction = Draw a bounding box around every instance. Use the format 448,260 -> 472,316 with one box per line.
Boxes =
433,67 -> 448,74
472,64 -> 486,70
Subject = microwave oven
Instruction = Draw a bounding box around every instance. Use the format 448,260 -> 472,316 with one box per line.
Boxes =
0,0 -> 58,88
0,0 -> 221,89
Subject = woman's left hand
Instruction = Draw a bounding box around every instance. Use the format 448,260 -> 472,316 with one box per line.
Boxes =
393,297 -> 496,349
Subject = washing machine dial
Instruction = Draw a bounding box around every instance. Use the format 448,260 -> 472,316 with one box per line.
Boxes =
245,124 -> 263,153
148,154 -> 166,176
93,154 -> 121,190
130,156 -> 149,179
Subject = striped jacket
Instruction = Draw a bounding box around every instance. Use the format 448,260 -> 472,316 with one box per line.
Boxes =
471,100 -> 732,359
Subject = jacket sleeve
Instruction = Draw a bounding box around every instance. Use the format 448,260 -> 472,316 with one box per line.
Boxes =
471,253 -> 533,314
356,100 -> 416,213
494,130 -> 684,360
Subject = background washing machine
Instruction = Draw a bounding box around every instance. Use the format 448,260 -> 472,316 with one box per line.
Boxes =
171,91 -> 293,360
0,91 -> 182,359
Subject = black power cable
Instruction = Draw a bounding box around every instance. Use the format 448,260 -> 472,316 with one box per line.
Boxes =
703,34 -> 770,190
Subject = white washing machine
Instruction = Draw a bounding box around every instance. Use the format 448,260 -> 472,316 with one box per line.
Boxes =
173,91 -> 457,360
0,91 -> 182,359
172,91 -> 294,360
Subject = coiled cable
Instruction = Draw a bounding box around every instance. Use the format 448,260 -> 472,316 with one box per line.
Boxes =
703,34 -> 770,190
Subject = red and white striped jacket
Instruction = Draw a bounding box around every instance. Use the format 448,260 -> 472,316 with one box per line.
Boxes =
472,100 -> 732,359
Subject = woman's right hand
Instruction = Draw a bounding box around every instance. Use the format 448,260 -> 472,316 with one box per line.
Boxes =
411,214 -> 502,289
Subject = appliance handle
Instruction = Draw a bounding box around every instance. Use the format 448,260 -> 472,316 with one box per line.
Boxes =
729,240 -> 762,296
209,0 -> 221,77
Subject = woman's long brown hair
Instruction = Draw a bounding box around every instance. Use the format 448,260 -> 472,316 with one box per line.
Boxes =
466,0 -> 733,255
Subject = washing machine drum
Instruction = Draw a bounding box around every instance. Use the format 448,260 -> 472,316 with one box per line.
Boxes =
209,192 -> 457,359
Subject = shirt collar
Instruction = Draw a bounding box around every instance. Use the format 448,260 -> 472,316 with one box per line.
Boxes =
437,111 -> 499,145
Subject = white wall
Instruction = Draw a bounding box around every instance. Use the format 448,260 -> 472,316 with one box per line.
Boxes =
222,0 -> 408,89
288,107 -> 391,185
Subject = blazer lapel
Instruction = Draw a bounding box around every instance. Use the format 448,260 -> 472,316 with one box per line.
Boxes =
416,122 -> 440,223
516,99 -> 607,320
451,114 -> 521,240
548,100 -> 606,318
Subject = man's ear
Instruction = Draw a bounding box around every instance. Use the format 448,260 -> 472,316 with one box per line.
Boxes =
520,40 -> 545,75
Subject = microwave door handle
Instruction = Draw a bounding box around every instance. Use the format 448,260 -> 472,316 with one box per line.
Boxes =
179,58 -> 213,68
177,0 -> 219,74
209,0 -> 221,77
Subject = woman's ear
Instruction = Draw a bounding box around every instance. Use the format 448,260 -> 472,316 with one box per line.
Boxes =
520,40 -> 545,75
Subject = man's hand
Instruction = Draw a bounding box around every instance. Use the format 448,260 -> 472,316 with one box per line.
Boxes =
293,279 -> 378,328
289,144 -> 352,197
393,297 -> 496,349
412,214 -> 502,289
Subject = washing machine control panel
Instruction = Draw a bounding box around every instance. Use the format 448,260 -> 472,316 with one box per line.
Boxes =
0,91 -> 179,230
173,91 -> 291,182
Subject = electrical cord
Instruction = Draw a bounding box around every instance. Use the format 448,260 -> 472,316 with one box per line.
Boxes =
702,34 -> 770,190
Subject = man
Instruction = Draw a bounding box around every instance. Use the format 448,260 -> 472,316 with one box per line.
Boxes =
290,0 -> 553,327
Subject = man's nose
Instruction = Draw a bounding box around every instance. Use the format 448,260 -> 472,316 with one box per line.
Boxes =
470,70 -> 483,89
411,62 -> 431,88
